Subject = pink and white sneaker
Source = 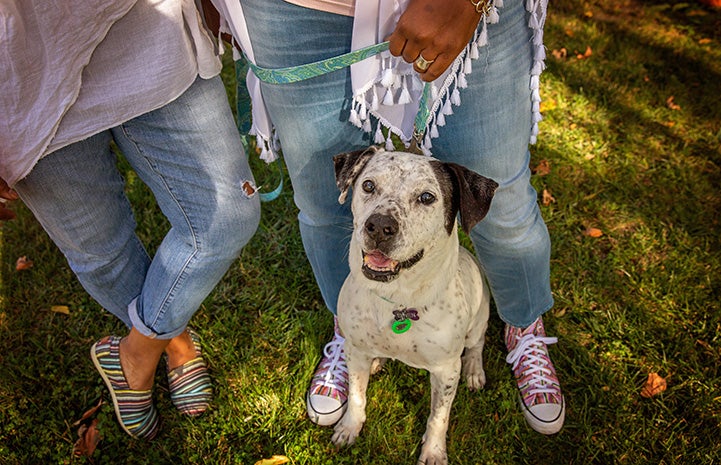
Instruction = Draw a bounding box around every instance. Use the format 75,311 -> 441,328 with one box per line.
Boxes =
306,319 -> 348,426
505,316 -> 565,434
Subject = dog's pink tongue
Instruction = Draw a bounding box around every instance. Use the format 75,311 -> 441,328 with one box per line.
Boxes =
365,251 -> 393,269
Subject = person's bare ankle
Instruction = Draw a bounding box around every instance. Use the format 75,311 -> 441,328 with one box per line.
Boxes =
165,330 -> 196,371
119,337 -> 155,391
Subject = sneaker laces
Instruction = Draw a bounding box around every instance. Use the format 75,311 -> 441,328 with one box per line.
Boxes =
316,332 -> 348,389
506,333 -> 559,396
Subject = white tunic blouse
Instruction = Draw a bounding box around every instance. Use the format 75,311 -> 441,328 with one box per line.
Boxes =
0,0 -> 220,186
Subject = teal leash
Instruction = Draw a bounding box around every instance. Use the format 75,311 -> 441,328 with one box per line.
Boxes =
247,42 -> 391,84
235,40 -> 433,201
236,56 -> 283,202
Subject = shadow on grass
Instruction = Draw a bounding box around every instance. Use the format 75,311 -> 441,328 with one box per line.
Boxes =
1,0 -> 720,463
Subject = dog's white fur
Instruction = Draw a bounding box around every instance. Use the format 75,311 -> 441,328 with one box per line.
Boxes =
331,147 -> 498,465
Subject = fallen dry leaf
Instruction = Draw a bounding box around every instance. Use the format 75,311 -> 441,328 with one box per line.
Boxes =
15,256 -> 33,271
51,305 -> 70,315
73,419 -> 101,457
576,46 -> 593,60
666,96 -> 681,111
699,0 -> 721,8
584,227 -> 603,238
73,399 -> 103,427
552,47 -> 568,60
533,159 -> 552,176
542,189 -> 556,206
640,372 -> 667,398
254,456 -> 290,465
72,399 -> 104,457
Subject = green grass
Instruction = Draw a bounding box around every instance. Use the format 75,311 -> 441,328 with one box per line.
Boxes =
1,0 -> 720,463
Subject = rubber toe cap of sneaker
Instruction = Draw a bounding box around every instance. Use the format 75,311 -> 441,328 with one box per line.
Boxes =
306,395 -> 346,426
522,399 -> 565,435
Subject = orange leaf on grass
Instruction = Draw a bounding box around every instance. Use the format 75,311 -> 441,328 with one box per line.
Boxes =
73,419 -> 101,457
576,46 -> 593,60
254,456 -> 290,465
51,305 -> 70,315
542,189 -> 556,206
584,227 -> 603,237
72,399 -> 104,457
640,372 -> 667,398
533,159 -> 552,176
15,256 -> 33,270
552,48 -> 568,60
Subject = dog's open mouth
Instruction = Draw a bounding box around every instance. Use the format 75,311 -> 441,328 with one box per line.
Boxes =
362,249 -> 424,282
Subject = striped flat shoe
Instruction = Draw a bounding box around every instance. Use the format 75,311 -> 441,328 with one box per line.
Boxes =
167,329 -> 212,416
90,336 -> 161,439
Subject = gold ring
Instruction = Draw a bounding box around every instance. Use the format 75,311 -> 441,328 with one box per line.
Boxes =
414,55 -> 434,72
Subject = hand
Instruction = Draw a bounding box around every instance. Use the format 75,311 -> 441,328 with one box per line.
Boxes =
0,178 -> 18,221
387,0 -> 482,82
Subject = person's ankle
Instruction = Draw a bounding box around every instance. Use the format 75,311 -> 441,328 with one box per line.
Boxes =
164,330 -> 197,370
119,336 -> 156,391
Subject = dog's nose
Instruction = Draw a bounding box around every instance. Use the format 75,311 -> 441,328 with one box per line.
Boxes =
365,213 -> 398,242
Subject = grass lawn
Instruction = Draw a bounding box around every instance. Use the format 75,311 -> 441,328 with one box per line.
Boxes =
1,0 -> 720,463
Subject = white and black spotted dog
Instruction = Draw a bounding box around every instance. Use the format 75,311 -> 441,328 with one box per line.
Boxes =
331,146 -> 499,465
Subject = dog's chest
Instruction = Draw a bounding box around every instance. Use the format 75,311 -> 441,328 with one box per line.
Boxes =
340,294 -> 470,368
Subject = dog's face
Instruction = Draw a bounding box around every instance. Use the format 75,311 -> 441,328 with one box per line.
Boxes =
334,147 -> 498,282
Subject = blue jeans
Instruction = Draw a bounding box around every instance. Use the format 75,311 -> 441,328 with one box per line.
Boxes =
241,0 -> 553,328
14,76 -> 261,339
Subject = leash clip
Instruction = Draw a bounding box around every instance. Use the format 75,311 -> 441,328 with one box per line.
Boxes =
408,126 -> 425,155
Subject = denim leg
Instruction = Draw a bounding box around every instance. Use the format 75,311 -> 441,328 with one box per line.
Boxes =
429,0 -> 553,327
113,76 -> 261,338
16,76 -> 259,337
242,0 -> 370,314
240,0 -> 553,324
15,132 -> 149,327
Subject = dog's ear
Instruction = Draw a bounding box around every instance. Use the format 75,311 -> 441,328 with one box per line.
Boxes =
444,162 -> 498,234
333,146 -> 381,204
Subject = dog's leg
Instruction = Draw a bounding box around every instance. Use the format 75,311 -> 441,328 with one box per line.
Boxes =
418,359 -> 461,465
331,348 -> 373,447
461,335 -> 487,391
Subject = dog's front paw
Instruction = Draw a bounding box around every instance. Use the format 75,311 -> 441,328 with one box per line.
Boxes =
417,442 -> 448,465
331,415 -> 364,447
465,369 -> 486,391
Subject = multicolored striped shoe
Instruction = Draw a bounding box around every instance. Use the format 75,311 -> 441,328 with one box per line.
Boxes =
306,318 -> 348,426
505,316 -> 565,435
90,336 -> 161,439
167,329 -> 212,417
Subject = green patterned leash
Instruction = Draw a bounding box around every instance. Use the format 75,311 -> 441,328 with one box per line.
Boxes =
235,41 -> 432,200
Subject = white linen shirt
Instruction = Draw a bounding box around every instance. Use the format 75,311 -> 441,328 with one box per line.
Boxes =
0,0 -> 220,186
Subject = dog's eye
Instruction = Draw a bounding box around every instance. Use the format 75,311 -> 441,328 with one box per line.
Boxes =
362,180 -> 375,193
418,192 -> 436,205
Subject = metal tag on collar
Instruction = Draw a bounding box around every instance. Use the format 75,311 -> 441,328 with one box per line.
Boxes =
408,127 -> 425,155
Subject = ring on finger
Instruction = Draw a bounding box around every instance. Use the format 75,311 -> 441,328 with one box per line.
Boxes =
414,55 -> 434,72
